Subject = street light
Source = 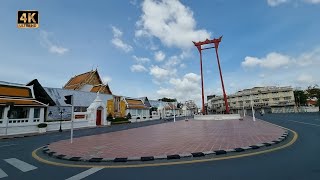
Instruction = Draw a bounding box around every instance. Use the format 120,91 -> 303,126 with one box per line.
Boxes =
250,90 -> 256,121
57,108 -> 65,132
173,102 -> 176,123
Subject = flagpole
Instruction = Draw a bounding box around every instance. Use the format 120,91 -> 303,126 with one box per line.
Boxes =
70,95 -> 74,143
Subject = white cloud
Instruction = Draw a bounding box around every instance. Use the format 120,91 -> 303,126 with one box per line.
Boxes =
267,0 -> 289,6
231,47 -> 320,93
296,74 -> 315,84
111,26 -> 123,37
180,63 -> 186,68
295,47 -> 320,66
49,45 -> 69,55
154,51 -> 166,62
165,55 -> 181,67
131,64 -> 148,72
130,0 -> 137,5
149,65 -> 176,80
132,55 -> 150,63
40,30 -> 69,55
156,73 -> 201,102
111,25 -> 133,53
267,0 -> 320,6
242,52 -> 291,69
136,0 -> 211,49
102,76 -> 112,83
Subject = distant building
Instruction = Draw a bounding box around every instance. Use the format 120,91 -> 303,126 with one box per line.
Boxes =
207,95 -> 216,101
64,69 -> 112,95
0,82 -> 47,135
185,100 -> 198,114
306,97 -> 318,107
208,86 -> 295,114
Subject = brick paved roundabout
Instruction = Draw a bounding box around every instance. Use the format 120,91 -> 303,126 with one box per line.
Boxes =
44,117 -> 288,162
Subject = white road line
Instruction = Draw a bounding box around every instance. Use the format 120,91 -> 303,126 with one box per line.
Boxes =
288,120 -> 320,127
0,144 -> 17,148
4,158 -> 37,172
65,168 -> 103,180
0,168 -> 8,179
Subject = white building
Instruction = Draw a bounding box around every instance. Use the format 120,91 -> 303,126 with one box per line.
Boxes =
208,86 -> 296,114
123,97 -> 150,122
0,83 -> 47,136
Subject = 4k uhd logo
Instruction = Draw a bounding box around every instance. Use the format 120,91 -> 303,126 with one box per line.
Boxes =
17,10 -> 39,28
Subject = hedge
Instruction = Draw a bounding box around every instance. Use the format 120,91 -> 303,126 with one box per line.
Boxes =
111,121 -> 131,125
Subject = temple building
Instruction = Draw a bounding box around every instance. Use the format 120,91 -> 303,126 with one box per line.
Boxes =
0,82 -> 48,135
107,96 -> 150,121
64,69 -> 112,95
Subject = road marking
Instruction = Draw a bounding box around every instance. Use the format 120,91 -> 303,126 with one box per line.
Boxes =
0,144 -> 17,148
32,128 -> 298,169
288,120 -> 320,127
65,168 -> 103,180
4,158 -> 37,172
0,168 -> 8,178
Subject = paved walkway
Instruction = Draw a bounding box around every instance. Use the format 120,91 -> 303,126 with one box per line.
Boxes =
48,118 -> 285,159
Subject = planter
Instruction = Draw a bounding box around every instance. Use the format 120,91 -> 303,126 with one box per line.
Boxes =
37,123 -> 47,133
38,127 -> 47,133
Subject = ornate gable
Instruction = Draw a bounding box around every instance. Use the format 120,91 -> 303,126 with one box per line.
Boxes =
64,70 -> 103,90
90,84 -> 112,95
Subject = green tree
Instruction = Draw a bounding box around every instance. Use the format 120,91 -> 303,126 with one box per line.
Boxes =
294,90 -> 307,106
158,97 -> 177,102
306,85 -> 320,111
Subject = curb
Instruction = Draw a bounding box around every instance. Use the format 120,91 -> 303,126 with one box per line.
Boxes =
42,130 -> 290,163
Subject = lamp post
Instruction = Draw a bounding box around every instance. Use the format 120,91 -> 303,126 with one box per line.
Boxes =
58,108 -> 65,132
5,102 -> 14,136
250,90 -> 256,121
173,102 -> 176,122
242,101 -> 246,117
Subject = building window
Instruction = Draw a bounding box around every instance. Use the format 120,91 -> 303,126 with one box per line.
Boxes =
0,107 -> 4,119
34,108 -> 40,118
273,98 -> 280,101
74,107 -> 88,112
254,100 -> 259,102
284,97 -> 291,100
9,107 -> 29,119
263,99 -> 269,102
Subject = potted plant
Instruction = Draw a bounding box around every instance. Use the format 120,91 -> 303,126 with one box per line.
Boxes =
37,123 -> 47,133
126,113 -> 132,120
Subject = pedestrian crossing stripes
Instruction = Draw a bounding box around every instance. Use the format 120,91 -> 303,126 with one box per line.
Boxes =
66,168 -> 103,180
4,158 -> 37,172
0,168 -> 8,179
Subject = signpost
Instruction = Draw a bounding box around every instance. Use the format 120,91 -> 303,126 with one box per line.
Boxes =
64,95 -> 74,143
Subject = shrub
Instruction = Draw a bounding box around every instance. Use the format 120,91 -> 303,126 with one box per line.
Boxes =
109,117 -> 128,122
111,121 -> 131,125
37,123 -> 47,128
107,113 -> 113,120
126,113 -> 132,119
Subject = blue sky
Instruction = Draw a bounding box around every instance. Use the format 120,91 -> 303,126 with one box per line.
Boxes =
0,0 -> 319,104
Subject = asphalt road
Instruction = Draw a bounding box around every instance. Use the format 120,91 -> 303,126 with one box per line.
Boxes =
0,113 -> 320,180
